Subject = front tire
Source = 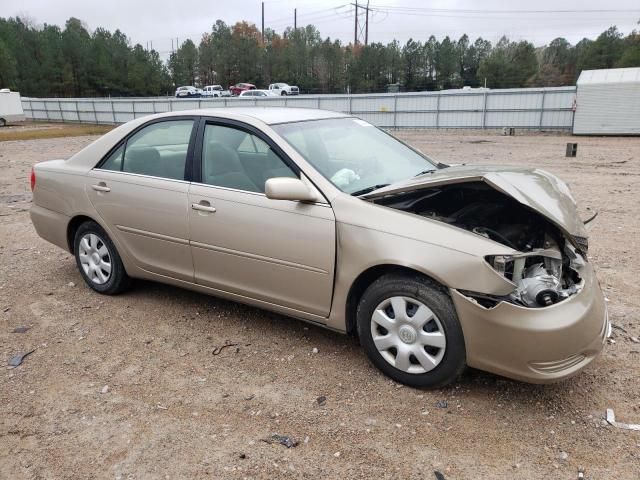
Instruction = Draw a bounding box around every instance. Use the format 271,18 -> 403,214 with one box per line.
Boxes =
281,91 -> 287,96
356,274 -> 466,388
74,221 -> 130,295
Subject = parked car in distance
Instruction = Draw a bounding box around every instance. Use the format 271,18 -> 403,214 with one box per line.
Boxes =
30,108 -> 609,388
202,85 -> 230,97
175,86 -> 200,98
238,89 -> 278,98
229,83 -> 256,96
268,83 -> 300,96
0,89 -> 25,126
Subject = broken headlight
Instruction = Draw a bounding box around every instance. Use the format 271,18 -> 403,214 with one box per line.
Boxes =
486,247 -> 581,308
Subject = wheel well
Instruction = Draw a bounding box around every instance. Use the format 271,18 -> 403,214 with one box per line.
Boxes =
67,215 -> 94,253
344,264 -> 446,337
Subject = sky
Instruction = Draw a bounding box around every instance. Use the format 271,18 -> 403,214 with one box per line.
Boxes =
3,0 -> 640,59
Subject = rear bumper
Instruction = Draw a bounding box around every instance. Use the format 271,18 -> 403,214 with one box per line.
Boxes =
30,205 -> 71,252
451,262 -> 609,383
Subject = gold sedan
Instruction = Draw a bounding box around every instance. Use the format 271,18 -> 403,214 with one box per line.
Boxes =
30,108 -> 609,387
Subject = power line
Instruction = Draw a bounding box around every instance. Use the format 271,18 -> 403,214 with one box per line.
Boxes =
368,5 -> 640,15
267,5 -> 349,26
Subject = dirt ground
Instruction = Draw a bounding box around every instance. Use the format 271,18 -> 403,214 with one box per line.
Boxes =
1,126 -> 639,479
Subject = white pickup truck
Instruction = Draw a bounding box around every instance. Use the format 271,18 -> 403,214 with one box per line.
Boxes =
0,89 -> 25,126
268,83 -> 300,96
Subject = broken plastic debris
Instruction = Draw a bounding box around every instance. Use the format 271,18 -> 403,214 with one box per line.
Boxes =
606,408 -> 640,431
262,434 -> 299,448
12,326 -> 30,333
8,350 -> 35,367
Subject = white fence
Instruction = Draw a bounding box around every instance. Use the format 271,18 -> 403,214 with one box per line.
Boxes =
22,86 -> 576,130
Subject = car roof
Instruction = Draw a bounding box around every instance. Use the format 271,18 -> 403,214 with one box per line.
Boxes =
178,107 -> 349,125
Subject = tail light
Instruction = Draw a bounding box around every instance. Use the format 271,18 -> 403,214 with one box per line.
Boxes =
30,167 -> 36,191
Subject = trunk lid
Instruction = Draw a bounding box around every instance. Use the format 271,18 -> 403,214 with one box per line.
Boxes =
363,165 -> 587,239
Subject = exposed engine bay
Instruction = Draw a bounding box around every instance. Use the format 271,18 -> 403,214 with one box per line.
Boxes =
374,181 -> 587,308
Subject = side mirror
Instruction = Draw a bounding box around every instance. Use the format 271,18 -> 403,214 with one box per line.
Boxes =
265,177 -> 317,202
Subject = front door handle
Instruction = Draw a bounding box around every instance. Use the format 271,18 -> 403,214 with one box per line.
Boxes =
191,201 -> 216,213
91,182 -> 111,192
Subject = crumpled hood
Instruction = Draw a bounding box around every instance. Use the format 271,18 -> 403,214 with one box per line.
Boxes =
364,165 -> 588,240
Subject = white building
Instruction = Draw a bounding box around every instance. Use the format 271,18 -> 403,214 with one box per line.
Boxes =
573,67 -> 640,135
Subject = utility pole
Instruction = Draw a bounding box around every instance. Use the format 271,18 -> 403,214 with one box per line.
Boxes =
365,0 -> 369,46
352,1 -> 371,46
294,8 -> 297,30
354,1 -> 358,46
261,2 -> 265,44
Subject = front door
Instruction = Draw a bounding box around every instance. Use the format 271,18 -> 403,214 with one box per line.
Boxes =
87,118 -> 197,281
188,121 -> 336,316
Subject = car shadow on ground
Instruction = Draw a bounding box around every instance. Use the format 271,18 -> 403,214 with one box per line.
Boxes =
97,277 -> 589,404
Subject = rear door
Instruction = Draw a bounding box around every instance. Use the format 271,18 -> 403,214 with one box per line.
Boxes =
87,117 -> 197,281
188,119 -> 336,316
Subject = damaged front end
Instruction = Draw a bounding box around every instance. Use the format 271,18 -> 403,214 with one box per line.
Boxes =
370,178 -> 588,309
485,244 -> 584,308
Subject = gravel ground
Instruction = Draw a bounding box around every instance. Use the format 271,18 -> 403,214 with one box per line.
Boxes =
1,128 -> 639,479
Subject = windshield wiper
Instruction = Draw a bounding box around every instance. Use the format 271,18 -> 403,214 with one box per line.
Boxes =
351,184 -> 390,196
414,169 -> 437,177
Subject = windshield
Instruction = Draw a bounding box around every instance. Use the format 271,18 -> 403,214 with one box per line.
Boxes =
272,118 -> 436,194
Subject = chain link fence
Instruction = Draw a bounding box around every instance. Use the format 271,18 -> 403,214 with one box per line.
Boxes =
22,86 -> 576,130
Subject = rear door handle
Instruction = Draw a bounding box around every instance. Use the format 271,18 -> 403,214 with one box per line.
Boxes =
191,202 -> 216,213
91,183 -> 111,192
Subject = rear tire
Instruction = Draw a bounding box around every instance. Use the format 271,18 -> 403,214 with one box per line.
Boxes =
73,221 -> 130,295
0,118 -> 6,127
356,273 -> 466,388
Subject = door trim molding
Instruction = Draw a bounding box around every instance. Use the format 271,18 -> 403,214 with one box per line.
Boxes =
116,225 -> 189,245
191,240 -> 328,274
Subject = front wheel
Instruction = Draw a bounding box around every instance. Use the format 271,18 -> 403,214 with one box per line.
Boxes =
281,91 -> 287,96
356,274 -> 466,388
74,221 -> 131,295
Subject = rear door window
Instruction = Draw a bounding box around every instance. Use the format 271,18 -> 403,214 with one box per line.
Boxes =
99,120 -> 194,181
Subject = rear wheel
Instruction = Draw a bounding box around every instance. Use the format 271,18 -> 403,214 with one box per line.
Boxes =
73,221 -> 130,295
356,274 -> 466,388
0,118 -> 6,127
